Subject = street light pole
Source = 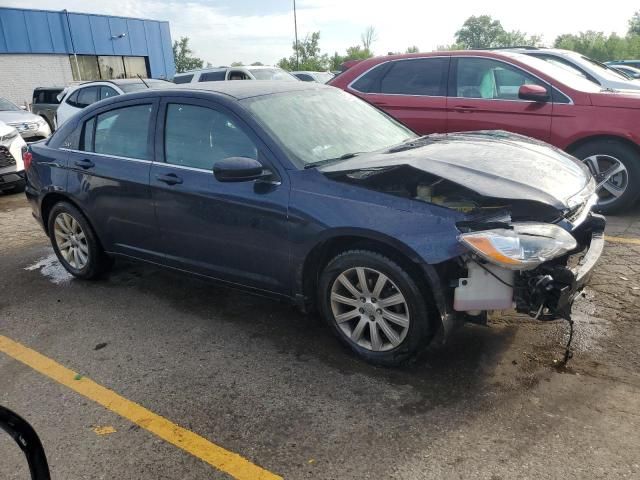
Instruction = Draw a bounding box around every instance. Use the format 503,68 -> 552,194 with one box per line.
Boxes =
293,0 -> 299,70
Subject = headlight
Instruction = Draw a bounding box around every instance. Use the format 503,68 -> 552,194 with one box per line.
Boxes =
0,129 -> 19,143
458,223 -> 577,270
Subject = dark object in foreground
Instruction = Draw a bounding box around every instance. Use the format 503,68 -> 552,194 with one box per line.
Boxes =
0,405 -> 50,480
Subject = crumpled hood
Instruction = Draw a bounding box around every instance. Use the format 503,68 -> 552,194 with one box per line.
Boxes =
0,110 -> 41,124
320,131 -> 592,210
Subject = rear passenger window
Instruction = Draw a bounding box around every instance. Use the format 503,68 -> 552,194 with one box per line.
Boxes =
351,63 -> 389,93
173,74 -> 194,84
100,86 -> 118,100
379,58 -> 449,96
164,104 -> 257,170
81,104 -> 152,159
76,87 -> 99,107
199,71 -> 226,82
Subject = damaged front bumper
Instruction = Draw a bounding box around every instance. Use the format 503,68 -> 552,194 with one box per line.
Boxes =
446,212 -> 605,332
514,213 -> 605,321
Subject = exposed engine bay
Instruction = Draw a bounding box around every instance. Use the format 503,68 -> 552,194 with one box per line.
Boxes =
326,164 -> 563,223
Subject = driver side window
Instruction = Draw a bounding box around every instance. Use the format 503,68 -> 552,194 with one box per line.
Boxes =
164,103 -> 258,170
456,58 -> 547,100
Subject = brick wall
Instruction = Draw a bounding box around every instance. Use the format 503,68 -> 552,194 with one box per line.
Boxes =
0,54 -> 74,107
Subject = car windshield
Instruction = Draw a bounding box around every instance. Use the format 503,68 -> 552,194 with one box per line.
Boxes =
120,79 -> 171,93
504,53 -> 603,92
0,98 -> 21,111
575,54 -> 631,82
247,68 -> 298,81
242,88 -> 416,167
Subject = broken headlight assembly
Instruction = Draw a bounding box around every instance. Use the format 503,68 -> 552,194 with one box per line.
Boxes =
458,223 -> 577,270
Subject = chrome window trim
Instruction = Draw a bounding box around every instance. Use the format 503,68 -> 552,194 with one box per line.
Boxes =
157,163 -> 211,173
60,148 -> 151,164
348,54 -> 574,105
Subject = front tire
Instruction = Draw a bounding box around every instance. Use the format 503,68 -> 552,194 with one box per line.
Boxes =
318,250 -> 435,366
573,139 -> 640,214
47,202 -> 111,279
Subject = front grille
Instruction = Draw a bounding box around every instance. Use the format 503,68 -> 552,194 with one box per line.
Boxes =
8,121 -> 39,132
0,146 -> 17,168
564,203 -> 585,224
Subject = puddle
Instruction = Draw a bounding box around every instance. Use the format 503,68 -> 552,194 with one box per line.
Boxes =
25,253 -> 73,285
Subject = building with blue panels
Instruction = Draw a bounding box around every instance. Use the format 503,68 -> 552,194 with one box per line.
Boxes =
0,7 -> 175,105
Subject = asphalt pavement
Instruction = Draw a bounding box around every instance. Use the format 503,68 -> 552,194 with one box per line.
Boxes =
1,192 -> 639,479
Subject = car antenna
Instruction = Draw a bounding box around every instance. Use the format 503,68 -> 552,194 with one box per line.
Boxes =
137,74 -> 150,88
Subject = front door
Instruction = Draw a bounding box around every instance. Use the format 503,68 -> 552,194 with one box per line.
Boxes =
65,99 -> 161,261
447,57 -> 553,142
150,97 -> 290,294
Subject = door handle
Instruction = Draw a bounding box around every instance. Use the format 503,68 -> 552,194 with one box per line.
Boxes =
74,159 -> 94,169
452,105 -> 478,113
156,173 -> 183,185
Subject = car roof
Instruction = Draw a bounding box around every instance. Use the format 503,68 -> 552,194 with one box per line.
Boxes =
162,80 -> 329,100
176,65 -> 281,76
77,79 -> 168,86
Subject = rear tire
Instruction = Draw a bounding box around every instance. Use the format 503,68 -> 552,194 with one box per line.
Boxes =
47,202 -> 111,279
318,250 -> 435,366
572,139 -> 640,214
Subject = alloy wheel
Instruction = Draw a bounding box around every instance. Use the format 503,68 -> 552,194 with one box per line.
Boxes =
330,267 -> 410,352
583,154 -> 629,207
53,212 -> 89,270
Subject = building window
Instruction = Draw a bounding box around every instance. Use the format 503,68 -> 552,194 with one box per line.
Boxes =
98,56 -> 126,79
70,55 -> 149,81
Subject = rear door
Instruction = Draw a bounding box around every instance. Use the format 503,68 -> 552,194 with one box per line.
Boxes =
348,57 -> 450,134
149,96 -> 291,294
65,98 -> 162,261
447,57 -> 553,141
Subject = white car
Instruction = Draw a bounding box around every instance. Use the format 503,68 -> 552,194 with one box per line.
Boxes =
512,48 -> 640,91
0,121 -> 27,194
291,71 -> 335,83
56,79 -> 170,126
173,65 -> 298,83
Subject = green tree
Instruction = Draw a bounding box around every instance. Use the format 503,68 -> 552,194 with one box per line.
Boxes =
344,45 -> 373,61
231,61 -> 244,66
455,15 -> 540,49
172,37 -> 204,73
500,30 -> 542,47
629,11 -> 640,36
553,31 -> 631,61
455,15 -> 505,48
278,31 -> 330,71
330,52 -> 344,71
405,45 -> 420,53
251,62 -> 264,66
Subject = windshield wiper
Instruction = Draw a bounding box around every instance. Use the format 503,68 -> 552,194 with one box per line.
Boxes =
304,152 -> 361,169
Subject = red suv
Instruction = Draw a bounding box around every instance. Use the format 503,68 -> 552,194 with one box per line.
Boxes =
330,50 -> 640,213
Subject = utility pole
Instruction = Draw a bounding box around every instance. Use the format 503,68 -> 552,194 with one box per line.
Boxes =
293,0 -> 299,70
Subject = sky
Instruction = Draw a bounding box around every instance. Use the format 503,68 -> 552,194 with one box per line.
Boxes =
3,0 -> 638,66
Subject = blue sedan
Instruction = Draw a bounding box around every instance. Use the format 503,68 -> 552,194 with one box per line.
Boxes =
23,81 -> 604,365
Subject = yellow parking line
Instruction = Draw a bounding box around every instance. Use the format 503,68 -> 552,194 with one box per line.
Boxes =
0,335 -> 282,480
605,235 -> 640,246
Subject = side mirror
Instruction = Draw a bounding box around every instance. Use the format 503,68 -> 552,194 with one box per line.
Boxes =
20,105 -> 28,111
213,157 -> 269,182
518,84 -> 549,102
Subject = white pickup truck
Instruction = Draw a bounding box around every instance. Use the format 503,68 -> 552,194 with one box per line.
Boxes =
0,121 -> 27,194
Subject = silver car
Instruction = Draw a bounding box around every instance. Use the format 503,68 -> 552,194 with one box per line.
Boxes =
0,97 -> 51,142
510,48 -> 640,91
